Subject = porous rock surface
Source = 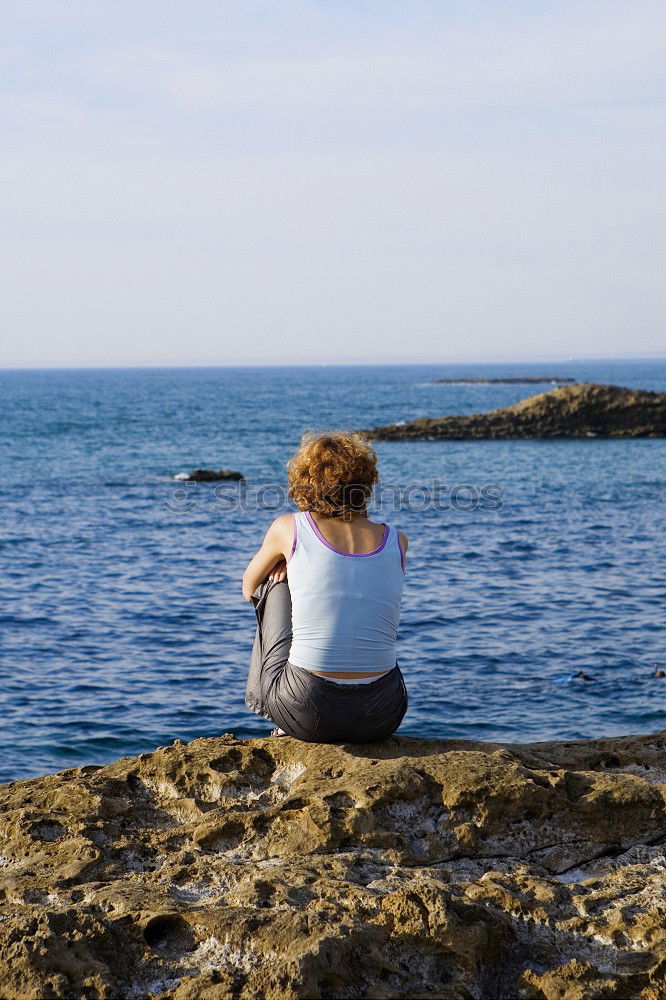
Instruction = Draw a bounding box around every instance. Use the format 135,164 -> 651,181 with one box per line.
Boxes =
1,730 -> 665,999
366,382 -> 666,439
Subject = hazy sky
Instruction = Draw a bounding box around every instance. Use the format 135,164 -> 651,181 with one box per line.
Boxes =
2,0 -> 665,366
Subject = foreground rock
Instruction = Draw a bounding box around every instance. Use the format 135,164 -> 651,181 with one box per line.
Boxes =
1,729 -> 665,999
433,377 -> 576,385
367,382 -> 666,440
174,469 -> 244,482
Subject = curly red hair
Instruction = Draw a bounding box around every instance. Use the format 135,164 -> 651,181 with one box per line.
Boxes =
287,431 -> 378,520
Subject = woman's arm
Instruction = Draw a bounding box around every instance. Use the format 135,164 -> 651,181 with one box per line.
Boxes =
398,529 -> 408,569
241,514 -> 294,602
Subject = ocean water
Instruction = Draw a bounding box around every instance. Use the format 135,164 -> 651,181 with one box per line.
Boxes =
1,361 -> 665,782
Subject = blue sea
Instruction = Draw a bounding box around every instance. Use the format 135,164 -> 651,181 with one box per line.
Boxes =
1,361 -> 665,782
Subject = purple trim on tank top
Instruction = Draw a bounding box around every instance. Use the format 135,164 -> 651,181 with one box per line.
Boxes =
305,510 -> 389,557
287,513 -> 298,562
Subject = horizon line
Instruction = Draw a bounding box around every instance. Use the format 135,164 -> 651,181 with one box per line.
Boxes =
2,354 -> 666,372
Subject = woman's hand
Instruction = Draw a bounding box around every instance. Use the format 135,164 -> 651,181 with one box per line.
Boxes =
241,515 -> 293,601
268,559 -> 287,583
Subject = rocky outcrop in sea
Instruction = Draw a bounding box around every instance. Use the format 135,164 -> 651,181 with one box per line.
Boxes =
366,382 -> 666,440
1,729 -> 665,998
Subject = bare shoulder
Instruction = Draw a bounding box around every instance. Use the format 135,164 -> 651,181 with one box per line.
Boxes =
266,513 -> 295,543
397,529 -> 408,551
272,512 -> 295,530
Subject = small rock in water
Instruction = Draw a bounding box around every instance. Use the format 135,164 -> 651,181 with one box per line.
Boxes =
174,468 -> 244,482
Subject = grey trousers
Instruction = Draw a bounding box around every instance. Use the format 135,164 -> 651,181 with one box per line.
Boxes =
245,578 -> 408,743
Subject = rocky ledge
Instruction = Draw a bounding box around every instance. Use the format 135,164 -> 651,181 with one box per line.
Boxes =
366,382 -> 666,439
1,730 -> 665,1000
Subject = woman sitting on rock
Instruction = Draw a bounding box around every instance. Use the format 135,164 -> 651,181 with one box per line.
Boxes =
242,430 -> 408,743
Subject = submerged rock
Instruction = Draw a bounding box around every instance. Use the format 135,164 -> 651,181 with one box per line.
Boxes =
1,729 -> 665,998
434,376 -> 577,384
174,469 -> 244,482
366,382 -> 666,440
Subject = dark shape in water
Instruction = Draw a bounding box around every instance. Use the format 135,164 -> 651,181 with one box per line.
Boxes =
176,468 -> 244,482
434,376 -> 577,384
365,383 -> 666,440
572,671 -> 594,682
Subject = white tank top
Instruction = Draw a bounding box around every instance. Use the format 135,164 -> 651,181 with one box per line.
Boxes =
286,510 -> 405,673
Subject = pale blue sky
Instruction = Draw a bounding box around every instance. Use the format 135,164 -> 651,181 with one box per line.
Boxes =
2,0 -> 665,366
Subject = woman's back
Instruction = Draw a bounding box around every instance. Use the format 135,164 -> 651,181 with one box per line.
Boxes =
287,510 -> 405,673
302,513 -> 388,554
